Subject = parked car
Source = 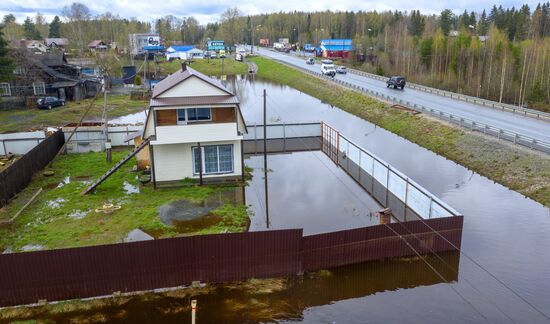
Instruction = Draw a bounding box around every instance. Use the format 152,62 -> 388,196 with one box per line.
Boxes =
235,53 -> 243,62
306,58 -> 315,65
387,76 -> 406,89
37,97 -> 65,109
210,52 -> 217,59
336,66 -> 347,74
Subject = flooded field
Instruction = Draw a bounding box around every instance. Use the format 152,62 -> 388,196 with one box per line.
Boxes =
3,75 -> 550,322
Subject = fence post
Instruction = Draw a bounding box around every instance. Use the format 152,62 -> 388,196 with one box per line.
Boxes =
385,166 -> 390,207
404,179 -> 409,221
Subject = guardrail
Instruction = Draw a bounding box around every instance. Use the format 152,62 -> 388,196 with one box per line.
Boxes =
270,58 -> 550,155
346,68 -> 550,121
273,49 -> 550,121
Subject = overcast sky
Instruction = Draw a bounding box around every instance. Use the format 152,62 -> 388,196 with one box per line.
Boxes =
0,0 -> 541,24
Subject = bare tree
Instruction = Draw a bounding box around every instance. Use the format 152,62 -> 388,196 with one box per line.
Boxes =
62,2 -> 91,51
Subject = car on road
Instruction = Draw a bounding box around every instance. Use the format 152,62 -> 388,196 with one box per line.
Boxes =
306,58 -> 315,65
336,66 -> 347,74
37,97 -> 65,109
321,59 -> 336,77
209,52 -> 217,59
387,76 -> 406,89
235,53 -> 243,61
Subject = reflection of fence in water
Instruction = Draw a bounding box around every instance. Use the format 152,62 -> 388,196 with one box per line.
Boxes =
321,122 -> 461,220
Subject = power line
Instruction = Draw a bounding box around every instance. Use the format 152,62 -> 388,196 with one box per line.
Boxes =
262,96 -> 504,321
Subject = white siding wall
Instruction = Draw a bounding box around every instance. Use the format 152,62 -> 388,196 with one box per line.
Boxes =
153,140 -> 242,182
153,123 -> 241,145
159,76 -> 228,98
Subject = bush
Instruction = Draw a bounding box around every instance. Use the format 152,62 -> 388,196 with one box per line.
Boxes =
134,75 -> 142,86
375,65 -> 385,76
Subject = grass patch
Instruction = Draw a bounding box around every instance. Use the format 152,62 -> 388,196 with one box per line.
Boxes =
250,56 -> 550,207
0,94 -> 148,133
160,58 -> 248,76
0,149 -> 250,251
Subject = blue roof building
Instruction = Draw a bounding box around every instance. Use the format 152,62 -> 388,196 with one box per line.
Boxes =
319,39 -> 354,58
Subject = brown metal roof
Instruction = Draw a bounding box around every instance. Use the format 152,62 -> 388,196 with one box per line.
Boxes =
150,95 -> 240,107
151,65 -> 234,98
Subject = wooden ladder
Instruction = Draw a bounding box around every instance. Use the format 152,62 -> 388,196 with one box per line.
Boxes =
80,138 -> 150,196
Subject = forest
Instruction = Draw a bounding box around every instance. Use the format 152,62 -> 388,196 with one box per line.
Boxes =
2,3 -> 550,110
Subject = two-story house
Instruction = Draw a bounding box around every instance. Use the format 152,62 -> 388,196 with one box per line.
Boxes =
142,63 -> 247,185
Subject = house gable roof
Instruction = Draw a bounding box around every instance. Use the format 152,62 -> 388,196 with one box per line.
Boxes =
168,45 -> 194,52
151,65 -> 234,99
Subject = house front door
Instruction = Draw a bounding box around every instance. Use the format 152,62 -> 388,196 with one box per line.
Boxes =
58,88 -> 66,100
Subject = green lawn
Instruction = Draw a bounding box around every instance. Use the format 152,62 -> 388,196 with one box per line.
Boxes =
161,58 -> 248,76
0,149 -> 250,252
0,94 -> 148,133
250,56 -> 550,207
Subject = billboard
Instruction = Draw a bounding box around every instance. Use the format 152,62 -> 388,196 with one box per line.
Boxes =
207,40 -> 225,51
147,36 -> 160,46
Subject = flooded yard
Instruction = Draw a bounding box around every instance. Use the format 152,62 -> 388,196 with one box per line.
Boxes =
246,151 -> 382,235
2,75 -> 550,322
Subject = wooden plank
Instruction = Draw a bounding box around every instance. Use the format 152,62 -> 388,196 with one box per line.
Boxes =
156,109 -> 177,126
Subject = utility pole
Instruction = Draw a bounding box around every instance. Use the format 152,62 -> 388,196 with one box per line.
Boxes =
102,80 -> 111,162
263,89 -> 269,228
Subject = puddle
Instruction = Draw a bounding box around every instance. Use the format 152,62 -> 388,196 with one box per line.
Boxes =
124,229 -> 154,242
47,198 -> 66,209
68,209 -> 88,220
56,176 -> 71,188
123,181 -> 140,194
20,244 -> 45,252
158,199 -> 223,226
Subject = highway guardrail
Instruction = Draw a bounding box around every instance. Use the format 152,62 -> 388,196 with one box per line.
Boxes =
270,57 -> 550,155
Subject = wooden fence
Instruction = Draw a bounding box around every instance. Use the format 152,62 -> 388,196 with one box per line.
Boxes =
0,131 -> 65,208
0,216 -> 462,307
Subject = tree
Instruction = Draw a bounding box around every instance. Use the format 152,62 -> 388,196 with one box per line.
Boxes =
23,16 -> 40,40
439,9 -> 454,36
49,16 -> 62,38
34,13 -> 48,38
62,2 -> 91,50
219,8 -> 242,46
0,25 -> 14,82
408,10 -> 425,37
478,10 -> 489,35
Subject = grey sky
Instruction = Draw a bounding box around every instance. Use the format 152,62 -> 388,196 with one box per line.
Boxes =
0,0 -> 541,24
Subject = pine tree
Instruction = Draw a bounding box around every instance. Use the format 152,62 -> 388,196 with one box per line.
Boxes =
49,16 -> 61,38
478,10 -> 489,35
408,10 -> 425,37
439,9 -> 453,36
23,16 -> 40,40
0,25 -> 14,82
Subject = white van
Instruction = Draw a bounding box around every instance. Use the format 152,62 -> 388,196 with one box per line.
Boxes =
321,59 -> 336,77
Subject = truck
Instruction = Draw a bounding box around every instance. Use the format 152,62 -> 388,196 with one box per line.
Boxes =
219,49 -> 226,58
321,59 -> 336,77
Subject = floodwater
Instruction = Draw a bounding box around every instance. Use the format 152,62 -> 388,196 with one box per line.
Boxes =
245,152 -> 382,235
9,75 -> 550,322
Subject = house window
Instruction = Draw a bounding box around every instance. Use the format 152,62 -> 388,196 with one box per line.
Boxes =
33,82 -> 46,95
13,66 -> 25,75
192,144 -> 233,174
176,108 -> 212,124
0,83 -> 11,96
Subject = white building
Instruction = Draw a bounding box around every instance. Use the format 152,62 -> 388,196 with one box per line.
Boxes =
166,46 -> 204,61
142,63 -> 247,185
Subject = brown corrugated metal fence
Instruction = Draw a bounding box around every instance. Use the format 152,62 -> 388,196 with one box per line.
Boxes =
0,131 -> 65,208
0,216 -> 462,307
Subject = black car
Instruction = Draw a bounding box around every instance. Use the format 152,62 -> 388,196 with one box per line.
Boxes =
37,97 -> 65,109
387,76 -> 406,89
306,58 -> 315,65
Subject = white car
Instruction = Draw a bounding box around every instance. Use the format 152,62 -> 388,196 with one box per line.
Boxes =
321,59 -> 336,77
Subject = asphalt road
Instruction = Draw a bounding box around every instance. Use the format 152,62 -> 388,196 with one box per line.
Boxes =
257,48 -> 550,143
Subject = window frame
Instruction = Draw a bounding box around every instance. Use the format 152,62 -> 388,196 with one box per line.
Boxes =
33,82 -> 46,95
0,83 -> 11,97
192,144 -> 234,175
176,107 -> 212,125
